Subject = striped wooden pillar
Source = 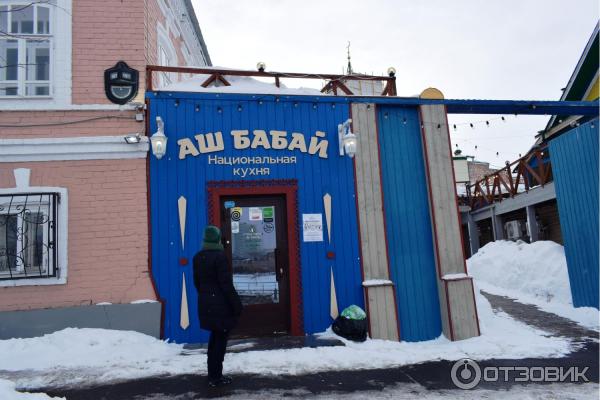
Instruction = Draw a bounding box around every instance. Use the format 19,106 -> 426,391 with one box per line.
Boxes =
351,103 -> 400,341
418,89 -> 480,341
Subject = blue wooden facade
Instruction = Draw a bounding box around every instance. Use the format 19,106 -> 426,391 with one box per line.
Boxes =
549,118 -> 599,308
148,92 -> 364,343
146,91 -> 471,344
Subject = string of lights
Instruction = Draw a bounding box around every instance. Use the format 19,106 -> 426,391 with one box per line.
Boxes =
3,97 -> 566,163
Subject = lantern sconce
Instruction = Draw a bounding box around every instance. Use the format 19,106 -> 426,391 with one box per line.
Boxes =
150,116 -> 168,159
338,118 -> 357,158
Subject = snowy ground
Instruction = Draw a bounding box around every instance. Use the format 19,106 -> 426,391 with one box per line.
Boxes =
212,383 -> 599,400
0,240 -> 596,399
0,379 -> 64,400
467,240 -> 599,331
0,289 -> 573,393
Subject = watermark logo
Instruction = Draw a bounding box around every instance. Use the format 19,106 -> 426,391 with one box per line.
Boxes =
451,358 -> 482,389
451,359 -> 590,390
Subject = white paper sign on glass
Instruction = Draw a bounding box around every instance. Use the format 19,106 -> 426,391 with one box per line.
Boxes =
302,213 -> 323,242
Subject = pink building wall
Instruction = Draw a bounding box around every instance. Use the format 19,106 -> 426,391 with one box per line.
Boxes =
72,1 -> 147,105
0,110 -> 139,139
0,160 -> 155,311
0,0 -> 208,312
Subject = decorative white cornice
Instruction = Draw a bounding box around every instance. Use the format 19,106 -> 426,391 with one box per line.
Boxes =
0,135 -> 149,162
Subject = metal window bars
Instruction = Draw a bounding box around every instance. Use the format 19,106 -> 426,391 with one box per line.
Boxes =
0,192 -> 58,280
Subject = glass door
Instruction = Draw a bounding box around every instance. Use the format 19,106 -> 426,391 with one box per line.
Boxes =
220,195 -> 289,337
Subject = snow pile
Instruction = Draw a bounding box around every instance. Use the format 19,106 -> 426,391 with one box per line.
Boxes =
0,289 -> 573,390
0,328 -> 183,372
468,240 -> 572,303
0,379 -> 63,400
160,72 -> 325,96
468,240 -> 599,330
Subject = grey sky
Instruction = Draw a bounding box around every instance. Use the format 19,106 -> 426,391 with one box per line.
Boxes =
192,0 -> 598,165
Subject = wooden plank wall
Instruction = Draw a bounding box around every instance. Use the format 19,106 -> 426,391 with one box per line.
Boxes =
364,285 -> 400,340
419,104 -> 480,341
351,103 -> 399,341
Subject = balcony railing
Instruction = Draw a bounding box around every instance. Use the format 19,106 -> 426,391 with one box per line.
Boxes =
462,146 -> 552,210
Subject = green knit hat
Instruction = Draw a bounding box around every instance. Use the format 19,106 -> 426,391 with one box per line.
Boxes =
202,225 -> 224,250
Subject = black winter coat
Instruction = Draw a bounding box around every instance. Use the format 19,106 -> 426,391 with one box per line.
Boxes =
193,249 -> 243,332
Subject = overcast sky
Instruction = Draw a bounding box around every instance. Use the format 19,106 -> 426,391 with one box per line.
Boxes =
192,0 -> 598,166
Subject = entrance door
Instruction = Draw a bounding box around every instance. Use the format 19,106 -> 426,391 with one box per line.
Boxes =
220,195 -> 289,337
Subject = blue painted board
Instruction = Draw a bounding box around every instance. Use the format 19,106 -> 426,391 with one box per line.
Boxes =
549,119 -> 599,308
377,105 -> 443,341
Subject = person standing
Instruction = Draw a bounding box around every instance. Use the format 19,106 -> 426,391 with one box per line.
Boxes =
193,225 -> 242,387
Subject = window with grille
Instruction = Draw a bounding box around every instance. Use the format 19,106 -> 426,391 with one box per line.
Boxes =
0,193 -> 58,280
0,2 -> 53,97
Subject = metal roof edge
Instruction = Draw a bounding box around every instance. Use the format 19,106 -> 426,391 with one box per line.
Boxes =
145,91 -> 600,116
546,22 -> 599,130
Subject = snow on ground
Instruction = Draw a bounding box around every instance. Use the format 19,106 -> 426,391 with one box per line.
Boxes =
0,379 -> 64,400
218,383 -> 599,400
467,240 -> 599,330
0,288 -> 572,390
1,239 -> 593,392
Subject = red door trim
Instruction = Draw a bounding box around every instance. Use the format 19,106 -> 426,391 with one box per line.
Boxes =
207,179 -> 304,336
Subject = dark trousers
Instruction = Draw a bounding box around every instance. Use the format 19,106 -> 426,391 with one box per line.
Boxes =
207,330 -> 229,380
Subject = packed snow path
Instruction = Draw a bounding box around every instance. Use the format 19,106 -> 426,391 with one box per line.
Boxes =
39,293 -> 598,399
481,291 -> 598,343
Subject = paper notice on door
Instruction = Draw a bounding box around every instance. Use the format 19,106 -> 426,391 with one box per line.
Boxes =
249,207 -> 262,221
231,221 -> 239,234
302,213 -> 323,242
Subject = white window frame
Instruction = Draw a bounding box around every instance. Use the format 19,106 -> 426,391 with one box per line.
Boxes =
0,170 -> 68,287
157,24 -> 177,88
0,0 -> 72,108
0,3 -> 52,97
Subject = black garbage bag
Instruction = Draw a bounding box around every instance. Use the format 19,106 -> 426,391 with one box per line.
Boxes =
332,316 -> 367,342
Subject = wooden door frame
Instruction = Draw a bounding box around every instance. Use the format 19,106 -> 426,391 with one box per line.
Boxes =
207,179 -> 304,336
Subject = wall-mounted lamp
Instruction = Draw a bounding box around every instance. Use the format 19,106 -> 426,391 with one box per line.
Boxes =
338,118 -> 357,158
124,133 -> 141,144
150,116 -> 168,159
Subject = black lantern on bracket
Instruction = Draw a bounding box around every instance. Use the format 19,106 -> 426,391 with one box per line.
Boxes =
104,61 -> 139,104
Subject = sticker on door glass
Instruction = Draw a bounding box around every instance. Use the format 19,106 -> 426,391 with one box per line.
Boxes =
231,207 -> 242,221
231,220 -> 240,234
263,222 -> 274,233
249,207 -> 262,221
262,206 -> 274,223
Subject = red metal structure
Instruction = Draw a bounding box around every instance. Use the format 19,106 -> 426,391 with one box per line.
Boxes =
146,66 -> 397,96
